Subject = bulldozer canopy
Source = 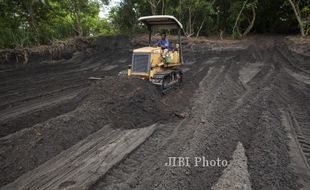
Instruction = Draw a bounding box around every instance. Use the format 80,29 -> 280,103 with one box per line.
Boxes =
138,15 -> 183,29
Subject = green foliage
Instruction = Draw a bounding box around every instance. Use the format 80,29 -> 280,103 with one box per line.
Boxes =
108,0 -> 149,34
108,0 -> 309,38
0,0 -> 115,48
1,0 -> 309,48
229,0 -> 257,38
301,4 -> 310,35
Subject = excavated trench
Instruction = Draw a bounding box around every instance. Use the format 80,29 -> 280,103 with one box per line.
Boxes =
0,36 -> 309,190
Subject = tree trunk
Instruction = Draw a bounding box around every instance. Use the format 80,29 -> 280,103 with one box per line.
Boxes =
179,0 -> 182,20
196,18 -> 206,38
232,0 -> 248,38
243,5 -> 256,36
161,0 -> 165,14
71,0 -> 82,37
219,30 -> 223,40
288,0 -> 305,37
147,0 -> 161,15
186,7 -> 194,37
24,0 -> 39,43
74,12 -> 82,37
307,16 -> 310,35
189,7 -> 192,35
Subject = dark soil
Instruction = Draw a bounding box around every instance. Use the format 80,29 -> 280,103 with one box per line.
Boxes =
0,76 -> 171,186
0,35 -> 310,190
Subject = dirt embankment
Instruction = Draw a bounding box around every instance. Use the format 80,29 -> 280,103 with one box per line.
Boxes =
286,36 -> 310,54
0,38 -> 92,65
0,35 -> 129,65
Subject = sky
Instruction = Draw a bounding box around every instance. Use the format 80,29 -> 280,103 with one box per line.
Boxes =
99,0 -> 122,18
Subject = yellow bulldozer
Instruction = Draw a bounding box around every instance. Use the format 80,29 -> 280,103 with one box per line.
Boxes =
128,15 -> 184,92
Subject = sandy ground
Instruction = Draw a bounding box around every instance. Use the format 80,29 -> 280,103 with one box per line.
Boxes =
212,142 -> 251,190
0,35 -> 310,190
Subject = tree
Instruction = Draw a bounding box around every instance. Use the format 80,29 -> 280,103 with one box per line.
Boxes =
230,0 -> 257,38
61,0 -> 105,37
172,0 -> 215,37
1,0 -> 309,48
109,0 -> 150,33
146,0 -> 161,15
287,0 -> 309,37
0,0 -> 114,48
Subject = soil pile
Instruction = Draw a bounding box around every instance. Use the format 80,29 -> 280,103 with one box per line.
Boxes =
87,76 -> 170,128
0,38 -> 93,65
0,76 -> 170,187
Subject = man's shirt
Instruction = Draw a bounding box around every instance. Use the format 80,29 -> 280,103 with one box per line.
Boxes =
157,39 -> 169,49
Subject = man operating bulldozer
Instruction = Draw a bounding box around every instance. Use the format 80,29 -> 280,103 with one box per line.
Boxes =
156,32 -> 170,49
127,15 -> 183,91
155,32 -> 172,64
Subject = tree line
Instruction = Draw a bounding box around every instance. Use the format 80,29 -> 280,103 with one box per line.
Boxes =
0,0 -> 309,48
110,0 -> 310,38
0,0 -> 114,48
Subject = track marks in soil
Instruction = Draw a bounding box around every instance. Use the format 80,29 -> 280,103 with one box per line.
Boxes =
2,125 -> 156,190
1,37 -> 309,190
281,109 -> 310,190
285,68 -> 310,85
286,103 -> 310,167
97,40 -> 305,190
0,50 -> 128,138
0,89 -> 83,137
239,62 -> 263,84
0,77 -> 167,187
92,60 -> 245,190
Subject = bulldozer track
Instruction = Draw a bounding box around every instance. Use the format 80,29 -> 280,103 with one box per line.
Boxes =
289,107 -> 310,169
